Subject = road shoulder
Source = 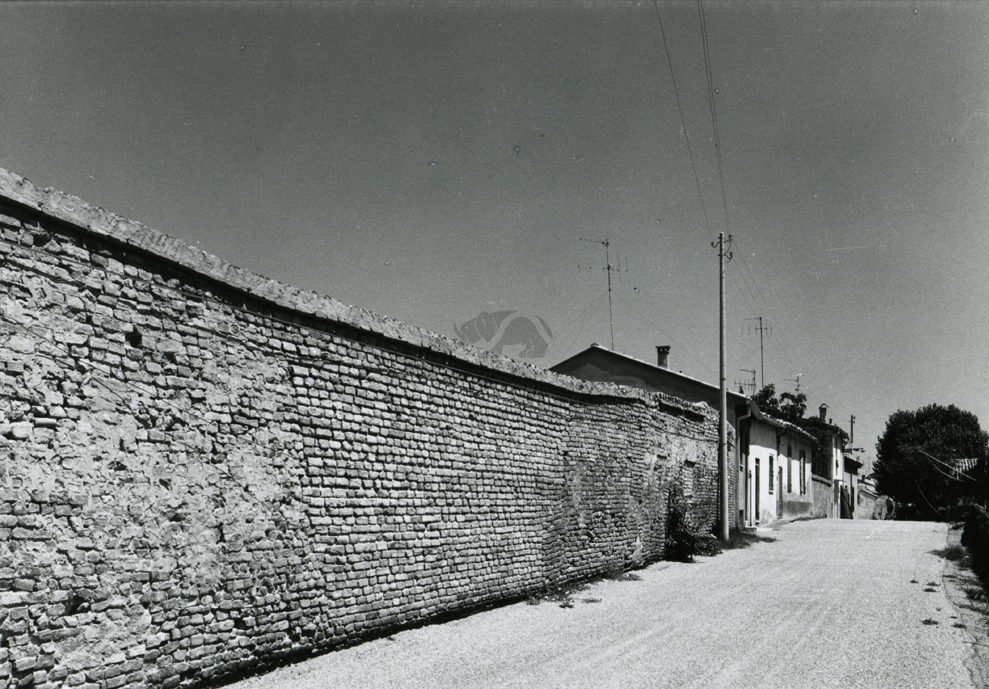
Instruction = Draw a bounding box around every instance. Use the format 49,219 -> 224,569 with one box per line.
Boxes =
941,524 -> 989,689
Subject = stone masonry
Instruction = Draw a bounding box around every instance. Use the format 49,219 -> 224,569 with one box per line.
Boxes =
0,168 -> 730,689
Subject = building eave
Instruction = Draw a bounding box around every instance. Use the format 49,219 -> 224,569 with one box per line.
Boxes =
550,343 -> 749,405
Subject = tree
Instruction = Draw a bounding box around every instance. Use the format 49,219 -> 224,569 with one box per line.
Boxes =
751,384 -> 781,417
873,404 -> 989,520
751,384 -> 829,474
752,384 -> 807,424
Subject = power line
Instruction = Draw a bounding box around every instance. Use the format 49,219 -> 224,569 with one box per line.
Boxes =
612,289 -> 718,379
728,235 -> 805,378
556,290 -> 610,360
697,0 -> 731,236
911,447 -> 978,483
652,0 -> 712,241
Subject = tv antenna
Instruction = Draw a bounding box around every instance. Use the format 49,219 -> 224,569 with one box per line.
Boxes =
785,373 -> 803,393
744,316 -> 771,388
578,238 -> 627,351
739,368 -> 757,396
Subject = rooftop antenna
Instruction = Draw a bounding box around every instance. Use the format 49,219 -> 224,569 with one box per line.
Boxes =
744,316 -> 770,388
740,368 -> 757,396
785,373 -> 803,393
579,238 -> 626,351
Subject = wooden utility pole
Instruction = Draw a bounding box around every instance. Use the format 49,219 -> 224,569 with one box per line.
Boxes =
713,232 -> 732,541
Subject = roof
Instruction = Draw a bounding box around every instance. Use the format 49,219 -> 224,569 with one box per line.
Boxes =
745,401 -> 816,443
550,343 -> 749,404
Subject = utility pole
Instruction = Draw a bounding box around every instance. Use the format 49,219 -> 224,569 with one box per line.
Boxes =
605,240 -> 614,351
713,232 -> 732,541
744,316 -> 768,389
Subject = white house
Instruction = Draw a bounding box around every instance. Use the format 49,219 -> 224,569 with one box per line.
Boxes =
737,401 -> 816,526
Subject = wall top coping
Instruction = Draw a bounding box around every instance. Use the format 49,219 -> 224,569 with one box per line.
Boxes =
0,166 -> 712,416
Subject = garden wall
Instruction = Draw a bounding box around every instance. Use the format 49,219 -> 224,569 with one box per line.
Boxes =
0,168 -> 727,689
811,475 -> 832,519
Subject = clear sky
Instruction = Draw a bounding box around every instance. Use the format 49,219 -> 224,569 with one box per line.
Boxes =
2,1 -> 988,469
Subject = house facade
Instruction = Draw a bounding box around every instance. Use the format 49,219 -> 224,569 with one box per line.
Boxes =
737,402 -> 815,526
810,404 -> 854,518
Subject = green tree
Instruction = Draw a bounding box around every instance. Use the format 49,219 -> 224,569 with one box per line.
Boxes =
752,384 -> 830,474
873,404 -> 989,520
752,384 -> 781,417
752,384 -> 807,423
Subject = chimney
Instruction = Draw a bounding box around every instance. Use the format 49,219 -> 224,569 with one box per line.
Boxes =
819,403 -> 828,422
656,346 -> 670,368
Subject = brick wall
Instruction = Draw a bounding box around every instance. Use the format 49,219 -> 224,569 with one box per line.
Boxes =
0,169 -> 722,689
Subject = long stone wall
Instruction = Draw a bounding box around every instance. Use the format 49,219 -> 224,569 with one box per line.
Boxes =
0,168 -> 725,689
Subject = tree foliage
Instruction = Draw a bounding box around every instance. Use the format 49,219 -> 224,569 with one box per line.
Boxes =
751,384 -> 830,474
752,384 -> 807,423
873,404 -> 989,520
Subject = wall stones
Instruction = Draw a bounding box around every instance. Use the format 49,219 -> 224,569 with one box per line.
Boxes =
0,169 -> 725,689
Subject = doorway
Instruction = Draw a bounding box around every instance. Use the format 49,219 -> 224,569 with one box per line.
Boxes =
755,457 -> 761,524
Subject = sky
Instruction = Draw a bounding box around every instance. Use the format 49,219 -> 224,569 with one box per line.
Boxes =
2,0 -> 988,470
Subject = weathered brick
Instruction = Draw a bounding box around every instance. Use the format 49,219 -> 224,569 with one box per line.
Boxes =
0,177 -> 730,689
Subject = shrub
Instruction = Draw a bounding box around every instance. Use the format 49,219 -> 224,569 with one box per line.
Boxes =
665,481 -> 699,562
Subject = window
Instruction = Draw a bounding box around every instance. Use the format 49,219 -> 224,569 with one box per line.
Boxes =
769,456 -> 775,493
787,458 -> 793,493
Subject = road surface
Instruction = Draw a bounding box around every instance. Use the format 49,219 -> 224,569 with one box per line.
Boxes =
226,519 -> 980,689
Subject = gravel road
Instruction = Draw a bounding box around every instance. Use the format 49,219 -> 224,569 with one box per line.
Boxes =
225,519 -> 978,689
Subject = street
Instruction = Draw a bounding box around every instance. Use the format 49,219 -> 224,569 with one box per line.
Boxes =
226,520 -> 978,689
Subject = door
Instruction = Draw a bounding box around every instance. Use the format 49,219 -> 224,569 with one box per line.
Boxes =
755,457 -> 761,524
746,469 -> 753,526
778,468 -> 783,517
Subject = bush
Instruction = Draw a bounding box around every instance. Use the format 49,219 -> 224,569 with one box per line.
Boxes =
962,505 -> 989,576
665,481 -> 699,562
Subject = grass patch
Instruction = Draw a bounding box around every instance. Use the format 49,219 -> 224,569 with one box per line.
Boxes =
966,587 -> 989,603
526,580 -> 589,608
932,545 -> 968,562
922,618 -> 940,626
720,530 -> 777,551
609,571 -> 642,582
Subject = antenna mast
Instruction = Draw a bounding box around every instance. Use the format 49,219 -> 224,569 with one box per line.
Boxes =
579,238 -> 625,351
744,316 -> 769,389
740,369 -> 757,396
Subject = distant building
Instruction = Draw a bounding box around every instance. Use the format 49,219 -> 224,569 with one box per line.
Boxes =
855,474 -> 881,519
810,404 -> 854,518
